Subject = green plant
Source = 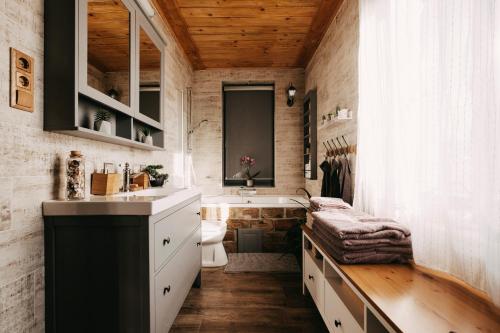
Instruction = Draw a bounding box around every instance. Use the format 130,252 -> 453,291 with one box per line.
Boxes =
143,165 -> 168,181
94,109 -> 111,122
140,127 -> 152,137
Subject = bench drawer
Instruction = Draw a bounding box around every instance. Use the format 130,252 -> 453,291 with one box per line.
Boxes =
154,200 -> 200,270
304,250 -> 324,312
324,281 -> 363,333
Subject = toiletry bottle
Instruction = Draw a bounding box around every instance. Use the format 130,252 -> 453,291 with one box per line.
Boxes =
66,150 -> 85,200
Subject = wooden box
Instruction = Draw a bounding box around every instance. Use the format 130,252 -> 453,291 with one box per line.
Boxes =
91,173 -> 122,195
131,172 -> 149,189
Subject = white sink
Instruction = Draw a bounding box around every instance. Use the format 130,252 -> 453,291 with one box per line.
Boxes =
113,187 -> 174,198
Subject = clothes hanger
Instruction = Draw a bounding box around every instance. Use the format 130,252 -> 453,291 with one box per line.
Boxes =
337,136 -> 351,174
322,142 -> 330,160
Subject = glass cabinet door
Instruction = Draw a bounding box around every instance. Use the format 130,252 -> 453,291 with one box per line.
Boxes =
84,0 -> 133,111
137,20 -> 162,128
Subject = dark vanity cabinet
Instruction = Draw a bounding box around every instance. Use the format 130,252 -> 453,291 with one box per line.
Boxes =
44,196 -> 202,333
44,0 -> 165,150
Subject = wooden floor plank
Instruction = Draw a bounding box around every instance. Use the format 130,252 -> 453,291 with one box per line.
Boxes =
171,268 -> 328,333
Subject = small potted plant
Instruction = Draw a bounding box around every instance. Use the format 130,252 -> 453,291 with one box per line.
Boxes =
240,155 -> 260,187
94,109 -> 111,135
140,127 -> 153,145
143,165 -> 168,187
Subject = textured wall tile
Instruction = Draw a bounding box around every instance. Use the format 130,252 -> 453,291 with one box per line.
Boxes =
0,273 -> 35,332
191,68 -> 306,195
285,208 -> 307,219
261,208 -> 285,219
272,218 -> 299,231
305,0 -> 359,197
229,207 -> 260,219
226,219 -> 252,230
0,1 -> 194,330
250,219 -> 274,232
0,178 -> 12,232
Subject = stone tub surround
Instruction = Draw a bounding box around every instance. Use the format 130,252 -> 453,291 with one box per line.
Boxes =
0,0 -> 193,331
201,207 -> 307,253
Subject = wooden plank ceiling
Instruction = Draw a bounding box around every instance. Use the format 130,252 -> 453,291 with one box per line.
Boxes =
152,0 -> 343,69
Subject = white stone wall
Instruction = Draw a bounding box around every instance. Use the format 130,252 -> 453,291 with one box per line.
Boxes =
0,1 -> 193,331
305,0 -> 359,197
191,68 -> 305,195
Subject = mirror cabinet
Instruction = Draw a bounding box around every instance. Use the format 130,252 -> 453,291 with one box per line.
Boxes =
44,0 -> 165,150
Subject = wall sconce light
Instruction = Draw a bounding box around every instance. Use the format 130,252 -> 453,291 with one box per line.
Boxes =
287,83 -> 296,107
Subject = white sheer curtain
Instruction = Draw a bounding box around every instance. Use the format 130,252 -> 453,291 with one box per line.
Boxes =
355,0 -> 500,304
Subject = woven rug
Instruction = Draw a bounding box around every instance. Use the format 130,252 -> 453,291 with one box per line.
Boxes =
224,253 -> 300,273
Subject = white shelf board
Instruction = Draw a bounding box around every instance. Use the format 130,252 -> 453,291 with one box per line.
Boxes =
318,117 -> 352,131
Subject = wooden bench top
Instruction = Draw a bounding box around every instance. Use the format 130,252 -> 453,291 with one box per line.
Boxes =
302,226 -> 500,333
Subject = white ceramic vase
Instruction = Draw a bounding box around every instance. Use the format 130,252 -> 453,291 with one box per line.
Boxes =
143,135 -> 153,145
95,120 -> 111,135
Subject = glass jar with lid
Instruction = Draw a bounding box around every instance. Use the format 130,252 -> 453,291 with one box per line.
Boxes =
66,150 -> 85,200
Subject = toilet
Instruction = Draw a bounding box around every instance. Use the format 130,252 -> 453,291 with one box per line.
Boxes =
201,220 -> 228,267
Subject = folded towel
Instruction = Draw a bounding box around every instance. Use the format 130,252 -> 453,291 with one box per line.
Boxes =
313,222 -> 412,251
312,211 -> 411,240
310,197 -> 351,211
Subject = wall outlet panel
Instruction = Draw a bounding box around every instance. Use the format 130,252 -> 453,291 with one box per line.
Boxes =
10,48 -> 34,112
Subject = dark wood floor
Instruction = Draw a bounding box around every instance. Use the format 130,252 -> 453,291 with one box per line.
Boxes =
171,268 -> 329,333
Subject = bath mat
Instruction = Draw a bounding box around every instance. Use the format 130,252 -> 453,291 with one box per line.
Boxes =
224,253 -> 300,273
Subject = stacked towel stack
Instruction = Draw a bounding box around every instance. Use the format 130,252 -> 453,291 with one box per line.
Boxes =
310,197 -> 413,264
309,197 -> 352,212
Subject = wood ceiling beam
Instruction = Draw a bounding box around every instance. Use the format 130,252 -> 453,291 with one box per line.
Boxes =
152,0 -> 206,70
176,0 -> 321,8
188,26 -> 310,35
296,0 -> 344,68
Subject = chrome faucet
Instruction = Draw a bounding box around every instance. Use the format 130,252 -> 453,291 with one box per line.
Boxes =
122,162 -> 131,192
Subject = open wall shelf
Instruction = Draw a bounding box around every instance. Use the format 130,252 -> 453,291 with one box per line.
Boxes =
44,0 -> 165,151
303,89 -> 317,180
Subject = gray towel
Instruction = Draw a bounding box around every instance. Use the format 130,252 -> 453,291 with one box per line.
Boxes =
316,235 -> 412,264
312,211 -> 411,240
309,197 -> 351,211
313,222 -> 412,251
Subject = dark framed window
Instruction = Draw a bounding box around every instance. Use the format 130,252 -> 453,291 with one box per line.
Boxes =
223,84 -> 275,187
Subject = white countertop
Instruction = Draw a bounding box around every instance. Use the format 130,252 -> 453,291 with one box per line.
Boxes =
42,187 -> 202,216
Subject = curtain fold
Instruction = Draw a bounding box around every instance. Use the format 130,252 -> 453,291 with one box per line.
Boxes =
355,0 -> 499,304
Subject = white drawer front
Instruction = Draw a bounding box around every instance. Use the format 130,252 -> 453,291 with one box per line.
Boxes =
304,251 -> 324,312
154,200 -> 200,271
155,227 -> 201,333
324,282 -> 363,333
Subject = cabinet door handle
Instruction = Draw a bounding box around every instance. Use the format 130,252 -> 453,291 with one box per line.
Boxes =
163,237 -> 171,246
163,285 -> 171,295
196,212 -> 201,216
196,242 -> 201,247
334,320 -> 341,327
308,274 -> 314,280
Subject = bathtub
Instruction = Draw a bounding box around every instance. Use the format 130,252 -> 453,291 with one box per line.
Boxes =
201,195 -> 309,253
201,195 -> 309,208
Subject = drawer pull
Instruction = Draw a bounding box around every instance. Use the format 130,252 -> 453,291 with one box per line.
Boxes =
163,286 -> 171,295
334,320 -> 341,328
196,242 -> 201,247
163,237 -> 171,246
308,274 -> 314,280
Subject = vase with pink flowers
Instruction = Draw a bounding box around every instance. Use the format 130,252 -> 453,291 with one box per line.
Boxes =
240,155 -> 260,187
